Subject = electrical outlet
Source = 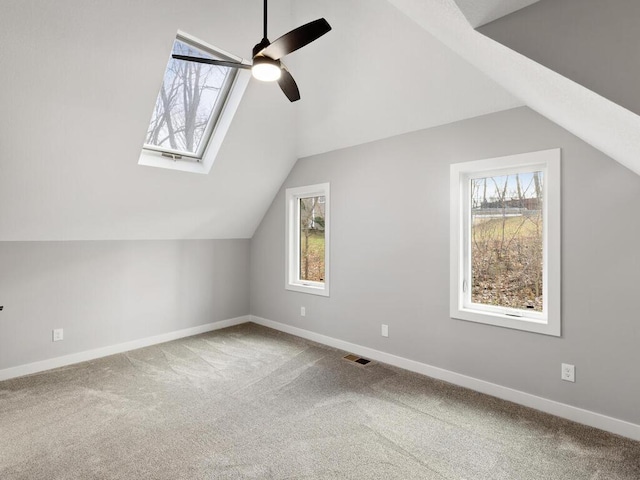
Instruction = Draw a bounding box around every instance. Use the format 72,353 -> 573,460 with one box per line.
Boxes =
52,328 -> 64,342
300,307 -> 306,317
561,363 -> 575,382
381,324 -> 389,337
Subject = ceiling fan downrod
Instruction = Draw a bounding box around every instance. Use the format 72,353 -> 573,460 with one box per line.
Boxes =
253,0 -> 272,57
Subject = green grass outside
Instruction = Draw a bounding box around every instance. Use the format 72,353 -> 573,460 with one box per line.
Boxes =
300,230 -> 325,282
472,214 -> 542,240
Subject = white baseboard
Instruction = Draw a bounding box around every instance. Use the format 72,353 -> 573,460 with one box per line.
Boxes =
0,315 -> 251,382
250,315 -> 640,442
4,313 -> 638,441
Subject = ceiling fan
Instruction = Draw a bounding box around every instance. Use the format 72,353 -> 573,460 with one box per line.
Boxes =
172,0 -> 332,102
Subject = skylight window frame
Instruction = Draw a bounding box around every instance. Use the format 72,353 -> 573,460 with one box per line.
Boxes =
139,31 -> 251,174
142,33 -> 238,161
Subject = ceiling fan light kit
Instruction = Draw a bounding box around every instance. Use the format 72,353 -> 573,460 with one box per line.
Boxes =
251,56 -> 282,82
172,0 -> 331,102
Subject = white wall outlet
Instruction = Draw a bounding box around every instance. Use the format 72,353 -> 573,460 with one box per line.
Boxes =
300,307 -> 306,317
561,363 -> 575,382
381,324 -> 389,337
52,328 -> 64,342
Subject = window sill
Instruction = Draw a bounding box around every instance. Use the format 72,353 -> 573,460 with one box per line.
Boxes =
285,282 -> 330,297
451,307 -> 560,336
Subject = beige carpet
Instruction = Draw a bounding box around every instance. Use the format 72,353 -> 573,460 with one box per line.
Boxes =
1,323 -> 639,479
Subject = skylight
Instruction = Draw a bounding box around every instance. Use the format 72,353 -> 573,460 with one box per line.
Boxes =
139,32 -> 250,174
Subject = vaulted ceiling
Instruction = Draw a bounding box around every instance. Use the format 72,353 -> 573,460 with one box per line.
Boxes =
1,0 -> 638,241
292,0 -> 520,158
0,0 -> 297,241
455,0 -> 540,27
388,0 -> 640,177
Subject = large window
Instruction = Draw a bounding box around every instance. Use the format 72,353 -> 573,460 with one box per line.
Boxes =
450,149 -> 561,336
138,32 -> 250,174
286,183 -> 330,296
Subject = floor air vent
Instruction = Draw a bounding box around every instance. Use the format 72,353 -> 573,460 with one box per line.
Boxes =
343,354 -> 373,366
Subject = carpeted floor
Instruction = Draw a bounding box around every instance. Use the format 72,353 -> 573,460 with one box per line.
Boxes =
1,323 -> 639,479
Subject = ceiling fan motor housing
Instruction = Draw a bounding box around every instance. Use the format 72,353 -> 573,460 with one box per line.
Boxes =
253,38 -> 272,59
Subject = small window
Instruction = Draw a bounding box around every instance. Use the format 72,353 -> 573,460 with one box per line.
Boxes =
138,32 -> 250,174
450,149 -> 561,336
286,183 -> 330,296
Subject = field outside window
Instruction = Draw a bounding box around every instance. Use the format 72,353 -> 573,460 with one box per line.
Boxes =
470,171 -> 543,312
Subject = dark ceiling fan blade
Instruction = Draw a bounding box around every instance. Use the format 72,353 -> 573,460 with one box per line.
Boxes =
259,18 -> 331,60
278,65 -> 300,102
172,54 -> 251,69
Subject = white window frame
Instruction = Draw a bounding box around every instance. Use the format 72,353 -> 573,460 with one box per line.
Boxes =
285,183 -> 330,297
138,31 -> 251,175
450,149 -> 561,336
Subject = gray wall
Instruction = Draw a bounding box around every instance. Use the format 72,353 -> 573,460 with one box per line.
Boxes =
0,239 -> 250,370
250,107 -> 640,425
479,0 -> 640,116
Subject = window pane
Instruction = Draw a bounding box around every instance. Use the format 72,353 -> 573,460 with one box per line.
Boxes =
299,196 -> 325,282
470,172 -> 544,311
145,39 -> 231,156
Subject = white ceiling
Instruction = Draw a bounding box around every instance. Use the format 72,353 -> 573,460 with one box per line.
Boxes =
0,0 -> 521,241
292,0 -> 520,158
388,0 -> 640,177
454,0 -> 541,27
0,0 -> 297,241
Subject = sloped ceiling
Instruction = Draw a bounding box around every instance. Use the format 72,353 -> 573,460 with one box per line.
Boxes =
455,0 -> 540,27
0,0 -> 520,241
0,0 -> 297,241
291,0 -> 520,158
479,0 -> 640,117
388,0 -> 640,177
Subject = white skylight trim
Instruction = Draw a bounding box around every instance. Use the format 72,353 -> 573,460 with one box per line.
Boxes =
138,31 -> 250,174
